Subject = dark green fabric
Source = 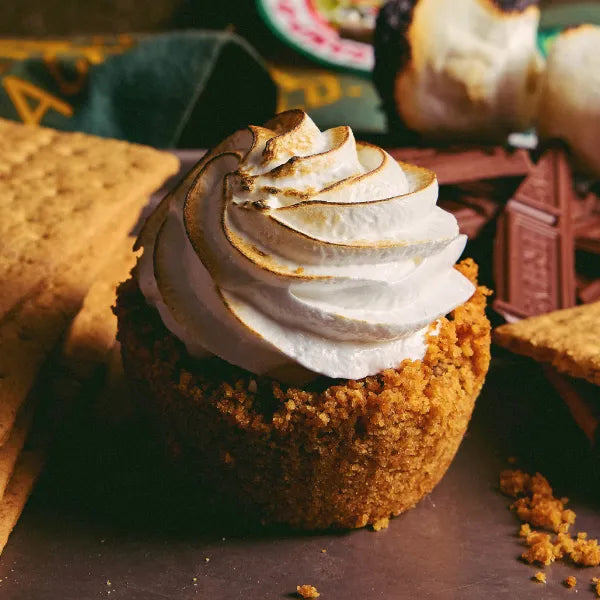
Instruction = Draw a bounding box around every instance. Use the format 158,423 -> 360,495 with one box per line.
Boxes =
0,31 -> 277,148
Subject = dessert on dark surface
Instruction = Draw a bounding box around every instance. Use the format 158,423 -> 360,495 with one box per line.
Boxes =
115,110 -> 491,529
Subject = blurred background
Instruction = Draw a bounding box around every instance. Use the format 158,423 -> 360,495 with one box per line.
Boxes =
0,0 -> 583,37
1,0 -> 598,149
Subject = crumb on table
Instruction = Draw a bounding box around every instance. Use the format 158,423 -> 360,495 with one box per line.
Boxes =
372,517 -> 389,531
519,523 -> 531,537
297,584 -> 320,598
501,469 -> 600,568
533,572 -> 546,584
563,575 -> 576,588
522,532 -> 555,566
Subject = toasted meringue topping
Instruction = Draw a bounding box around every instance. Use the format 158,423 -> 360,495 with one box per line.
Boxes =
136,111 -> 475,381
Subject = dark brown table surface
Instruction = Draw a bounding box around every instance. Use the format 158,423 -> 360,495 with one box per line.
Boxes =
1,153 -> 599,600
2,352 -> 599,600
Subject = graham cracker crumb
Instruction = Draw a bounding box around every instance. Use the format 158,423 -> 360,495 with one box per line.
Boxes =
507,456 -> 517,464
522,532 -> 555,566
596,580 -> 600,598
493,301 -> 600,386
297,584 -> 320,598
570,536 -> 600,566
519,523 -> 531,537
501,469 -> 573,533
372,517 -> 390,531
564,575 -> 576,588
533,572 -> 546,584
501,469 -> 600,568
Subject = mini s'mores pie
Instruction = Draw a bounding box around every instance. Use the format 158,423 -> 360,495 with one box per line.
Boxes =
537,25 -> 600,177
116,110 -> 491,529
374,0 -> 544,142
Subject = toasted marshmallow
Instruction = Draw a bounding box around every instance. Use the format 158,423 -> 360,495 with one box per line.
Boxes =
537,25 -> 600,176
377,0 -> 543,141
136,111 -> 474,382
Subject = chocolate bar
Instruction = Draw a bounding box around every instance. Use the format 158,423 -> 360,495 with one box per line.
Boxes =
388,144 -> 597,313
388,147 -> 531,185
493,148 -> 577,320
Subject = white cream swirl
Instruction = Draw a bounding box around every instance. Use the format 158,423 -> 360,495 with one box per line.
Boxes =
136,110 -> 475,382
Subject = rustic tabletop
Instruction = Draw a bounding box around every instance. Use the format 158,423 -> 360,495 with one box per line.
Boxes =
1,354 -> 598,599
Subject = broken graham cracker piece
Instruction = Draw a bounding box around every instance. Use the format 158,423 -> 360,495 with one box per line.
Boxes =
493,301 -> 600,386
0,118 -> 178,319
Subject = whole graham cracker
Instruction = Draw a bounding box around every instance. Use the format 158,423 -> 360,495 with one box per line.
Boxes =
0,235 -> 138,554
494,302 -> 600,385
0,118 -> 178,319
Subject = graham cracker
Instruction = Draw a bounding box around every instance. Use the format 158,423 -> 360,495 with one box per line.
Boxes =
0,204 -> 142,445
0,119 -> 177,444
0,449 -> 44,555
0,118 -> 178,319
59,237 -> 138,381
0,235 -> 137,554
94,341 -> 137,424
0,403 -> 34,501
494,302 -> 600,385
544,367 -> 598,444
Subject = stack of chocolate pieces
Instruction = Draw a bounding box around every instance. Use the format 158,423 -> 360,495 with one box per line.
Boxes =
390,144 -> 600,444
0,118 -> 178,553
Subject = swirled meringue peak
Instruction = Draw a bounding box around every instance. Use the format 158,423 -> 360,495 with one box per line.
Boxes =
136,110 -> 475,382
